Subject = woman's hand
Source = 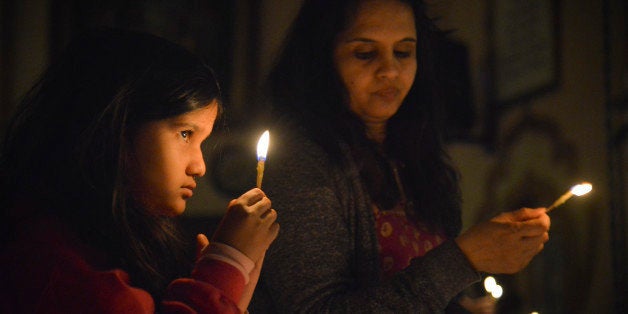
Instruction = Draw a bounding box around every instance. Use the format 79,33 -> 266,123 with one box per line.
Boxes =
211,188 -> 280,263
455,207 -> 550,274
458,295 -> 496,314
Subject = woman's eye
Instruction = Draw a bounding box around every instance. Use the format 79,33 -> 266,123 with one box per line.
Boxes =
395,50 -> 412,58
180,130 -> 192,142
355,51 -> 376,60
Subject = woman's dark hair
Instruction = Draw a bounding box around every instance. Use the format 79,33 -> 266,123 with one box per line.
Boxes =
267,0 -> 461,237
0,28 -> 222,298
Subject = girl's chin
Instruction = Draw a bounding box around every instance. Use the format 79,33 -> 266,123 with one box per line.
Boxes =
170,204 -> 187,216
154,203 -> 186,217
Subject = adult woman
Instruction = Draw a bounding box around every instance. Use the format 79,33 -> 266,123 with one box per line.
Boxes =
0,29 -> 278,313
250,0 -> 549,312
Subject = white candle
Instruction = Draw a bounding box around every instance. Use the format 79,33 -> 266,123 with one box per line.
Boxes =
256,130 -> 270,189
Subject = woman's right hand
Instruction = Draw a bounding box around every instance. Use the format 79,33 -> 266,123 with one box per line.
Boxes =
455,207 -> 550,274
211,188 -> 280,263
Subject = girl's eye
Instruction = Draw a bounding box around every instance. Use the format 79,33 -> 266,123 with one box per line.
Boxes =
180,130 -> 192,142
355,51 -> 376,60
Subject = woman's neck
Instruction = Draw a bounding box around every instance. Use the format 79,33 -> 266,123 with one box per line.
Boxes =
365,121 -> 386,144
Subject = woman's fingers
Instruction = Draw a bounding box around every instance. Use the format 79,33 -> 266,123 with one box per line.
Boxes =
456,207 -> 551,274
508,207 -> 545,221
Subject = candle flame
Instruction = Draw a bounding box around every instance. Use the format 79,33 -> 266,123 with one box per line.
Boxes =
570,182 -> 592,196
257,130 -> 270,160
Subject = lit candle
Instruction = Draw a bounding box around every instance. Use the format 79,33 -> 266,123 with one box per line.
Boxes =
256,130 -> 270,189
546,182 -> 592,212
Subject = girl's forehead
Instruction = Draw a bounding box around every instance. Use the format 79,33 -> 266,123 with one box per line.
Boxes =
172,102 -> 218,124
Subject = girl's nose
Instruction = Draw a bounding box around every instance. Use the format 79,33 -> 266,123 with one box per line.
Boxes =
187,147 -> 206,178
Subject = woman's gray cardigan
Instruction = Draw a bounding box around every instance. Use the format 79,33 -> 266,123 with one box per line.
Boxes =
250,126 -> 480,313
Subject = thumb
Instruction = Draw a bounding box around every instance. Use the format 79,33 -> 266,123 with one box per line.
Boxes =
196,233 -> 210,259
227,199 -> 238,209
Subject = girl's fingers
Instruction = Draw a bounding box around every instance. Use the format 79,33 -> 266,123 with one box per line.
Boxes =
196,233 -> 209,259
197,233 -> 209,247
260,208 -> 277,220
269,221 -> 280,240
248,197 -> 272,215
228,189 -> 266,213
242,188 -> 265,206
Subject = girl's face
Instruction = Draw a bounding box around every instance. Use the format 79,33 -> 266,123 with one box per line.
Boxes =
129,102 -> 218,216
333,0 -> 417,126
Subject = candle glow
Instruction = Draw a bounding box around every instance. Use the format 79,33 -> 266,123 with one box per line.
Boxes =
546,181 -> 592,212
256,130 -> 270,189
570,182 -> 592,196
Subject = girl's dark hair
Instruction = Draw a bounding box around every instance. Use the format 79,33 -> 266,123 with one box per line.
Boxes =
0,28 -> 222,298
267,0 -> 461,237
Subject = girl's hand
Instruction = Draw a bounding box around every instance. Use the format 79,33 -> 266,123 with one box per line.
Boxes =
455,207 -> 550,274
211,188 -> 280,263
196,233 -> 210,260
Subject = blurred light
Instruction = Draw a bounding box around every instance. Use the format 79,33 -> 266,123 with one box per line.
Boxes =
570,182 -> 592,196
484,276 -> 497,292
491,284 -> 503,299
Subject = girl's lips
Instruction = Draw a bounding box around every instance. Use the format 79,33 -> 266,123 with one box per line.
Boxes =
182,187 -> 194,199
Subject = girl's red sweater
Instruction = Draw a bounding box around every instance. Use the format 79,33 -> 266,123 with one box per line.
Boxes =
1,214 -> 244,313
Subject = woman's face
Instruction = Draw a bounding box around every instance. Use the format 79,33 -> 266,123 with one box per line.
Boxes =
129,102 -> 218,216
333,0 -> 417,126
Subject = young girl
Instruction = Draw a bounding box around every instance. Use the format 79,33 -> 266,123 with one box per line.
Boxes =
0,29 -> 278,313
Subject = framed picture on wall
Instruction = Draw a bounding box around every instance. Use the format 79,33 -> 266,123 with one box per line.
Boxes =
488,0 -> 560,106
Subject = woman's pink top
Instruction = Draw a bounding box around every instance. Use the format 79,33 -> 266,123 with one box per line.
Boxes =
374,203 -> 446,279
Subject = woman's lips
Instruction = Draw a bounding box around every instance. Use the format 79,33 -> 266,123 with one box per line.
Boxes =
375,87 -> 399,101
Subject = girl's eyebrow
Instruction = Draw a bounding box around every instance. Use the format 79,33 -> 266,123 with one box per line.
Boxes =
171,121 -> 200,131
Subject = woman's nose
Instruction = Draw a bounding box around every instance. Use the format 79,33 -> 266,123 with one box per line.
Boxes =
376,54 -> 400,80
